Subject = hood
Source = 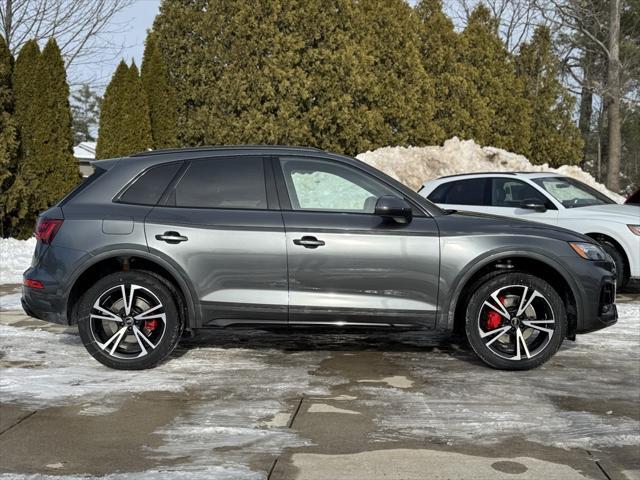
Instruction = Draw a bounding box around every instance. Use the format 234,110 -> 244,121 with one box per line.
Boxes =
438,210 -> 591,243
567,203 -> 640,223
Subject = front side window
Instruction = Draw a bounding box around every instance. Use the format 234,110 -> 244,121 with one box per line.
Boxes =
280,158 -> 397,213
173,157 -> 267,209
491,178 -> 553,208
428,178 -> 488,206
532,177 -> 615,208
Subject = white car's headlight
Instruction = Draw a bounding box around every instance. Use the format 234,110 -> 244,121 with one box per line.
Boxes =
627,225 -> 640,236
569,242 -> 607,261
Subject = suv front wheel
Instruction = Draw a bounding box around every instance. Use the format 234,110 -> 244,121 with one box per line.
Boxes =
465,272 -> 567,370
76,271 -> 182,370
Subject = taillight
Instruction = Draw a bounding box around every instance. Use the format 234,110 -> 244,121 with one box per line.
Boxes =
23,278 -> 44,289
35,218 -> 63,244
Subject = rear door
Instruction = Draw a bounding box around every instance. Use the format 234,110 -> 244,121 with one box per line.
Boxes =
275,156 -> 440,328
145,156 -> 288,327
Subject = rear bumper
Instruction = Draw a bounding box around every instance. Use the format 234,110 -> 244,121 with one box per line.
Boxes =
21,285 -> 67,325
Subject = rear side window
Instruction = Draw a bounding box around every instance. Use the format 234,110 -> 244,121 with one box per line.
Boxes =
58,166 -> 106,206
119,162 -> 182,205
428,178 -> 489,206
172,157 -> 267,209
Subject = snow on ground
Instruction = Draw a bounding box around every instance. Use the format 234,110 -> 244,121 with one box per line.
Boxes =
0,292 -> 22,310
0,237 -> 35,284
361,302 -> 640,450
357,137 -> 625,202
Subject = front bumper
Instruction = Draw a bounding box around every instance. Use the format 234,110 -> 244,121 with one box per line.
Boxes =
573,259 -> 618,334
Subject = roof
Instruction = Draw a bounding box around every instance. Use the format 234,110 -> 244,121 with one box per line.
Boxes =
430,171 -> 563,182
130,145 -> 323,158
73,141 -> 96,160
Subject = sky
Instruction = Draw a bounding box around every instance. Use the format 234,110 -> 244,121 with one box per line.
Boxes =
75,0 -> 161,91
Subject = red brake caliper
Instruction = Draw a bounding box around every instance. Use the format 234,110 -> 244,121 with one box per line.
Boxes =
485,295 -> 505,330
143,320 -> 158,335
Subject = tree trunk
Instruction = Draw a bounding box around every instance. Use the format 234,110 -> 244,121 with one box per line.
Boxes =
606,0 -> 621,192
578,51 -> 594,169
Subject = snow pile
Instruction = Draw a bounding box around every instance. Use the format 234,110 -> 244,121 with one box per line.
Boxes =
357,137 -> 625,203
0,237 -> 35,284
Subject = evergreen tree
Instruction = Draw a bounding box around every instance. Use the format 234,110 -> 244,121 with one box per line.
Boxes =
141,33 -> 178,149
415,0 -> 488,142
459,6 -> 532,154
96,60 -> 152,159
516,27 -> 583,167
2,40 -> 40,238
0,35 -> 19,234
71,84 -> 101,144
152,0 -> 439,154
4,39 -> 79,238
36,39 -> 80,209
354,0 -> 441,147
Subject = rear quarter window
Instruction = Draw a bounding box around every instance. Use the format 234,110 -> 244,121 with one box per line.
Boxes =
58,166 -> 107,206
118,162 -> 182,206
428,178 -> 489,206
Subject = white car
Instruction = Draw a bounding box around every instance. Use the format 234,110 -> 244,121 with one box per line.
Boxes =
419,172 -> 640,287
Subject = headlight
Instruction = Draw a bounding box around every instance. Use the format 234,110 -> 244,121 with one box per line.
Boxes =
628,225 -> 640,236
569,242 -> 607,261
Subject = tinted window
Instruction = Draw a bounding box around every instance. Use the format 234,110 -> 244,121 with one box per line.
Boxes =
58,166 -> 106,206
119,162 -> 182,205
428,178 -> 488,206
280,158 -> 397,213
174,157 -> 267,209
491,178 -> 551,208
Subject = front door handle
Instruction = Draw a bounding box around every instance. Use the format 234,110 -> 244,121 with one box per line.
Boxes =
293,236 -> 325,249
155,231 -> 188,244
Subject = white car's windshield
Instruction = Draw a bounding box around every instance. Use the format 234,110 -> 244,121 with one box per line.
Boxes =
532,177 -> 615,208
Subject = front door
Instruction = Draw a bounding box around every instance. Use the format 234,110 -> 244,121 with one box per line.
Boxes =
275,156 -> 440,328
145,156 -> 288,327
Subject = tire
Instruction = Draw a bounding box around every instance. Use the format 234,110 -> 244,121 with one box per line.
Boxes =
76,270 -> 182,370
600,241 -> 628,288
465,272 -> 567,370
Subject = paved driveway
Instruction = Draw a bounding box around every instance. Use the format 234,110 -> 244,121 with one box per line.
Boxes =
0,294 -> 638,480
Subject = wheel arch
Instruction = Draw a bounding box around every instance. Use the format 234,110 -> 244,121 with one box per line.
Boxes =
445,250 -> 581,339
65,248 -> 199,328
584,231 -> 629,278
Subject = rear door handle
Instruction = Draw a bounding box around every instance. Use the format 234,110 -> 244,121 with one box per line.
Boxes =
155,231 -> 188,244
293,236 -> 325,249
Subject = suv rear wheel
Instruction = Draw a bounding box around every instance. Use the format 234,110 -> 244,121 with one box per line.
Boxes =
465,272 -> 567,370
76,271 -> 182,370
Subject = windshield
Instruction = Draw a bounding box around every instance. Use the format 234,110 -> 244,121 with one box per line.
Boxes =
532,177 -> 615,208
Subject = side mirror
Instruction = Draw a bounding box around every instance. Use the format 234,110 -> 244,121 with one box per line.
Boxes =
520,199 -> 547,212
375,196 -> 413,224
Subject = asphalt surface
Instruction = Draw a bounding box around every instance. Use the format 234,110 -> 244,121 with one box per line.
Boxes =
0,291 -> 638,480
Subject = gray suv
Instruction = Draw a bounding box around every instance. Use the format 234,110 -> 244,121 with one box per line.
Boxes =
22,146 -> 617,370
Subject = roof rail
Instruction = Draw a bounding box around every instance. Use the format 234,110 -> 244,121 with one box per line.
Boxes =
130,145 -> 324,157
437,171 -> 518,179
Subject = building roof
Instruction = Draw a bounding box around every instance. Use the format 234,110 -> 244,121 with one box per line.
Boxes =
73,141 -> 96,161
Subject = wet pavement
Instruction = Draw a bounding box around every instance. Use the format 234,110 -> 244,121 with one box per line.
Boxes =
0,292 -> 638,480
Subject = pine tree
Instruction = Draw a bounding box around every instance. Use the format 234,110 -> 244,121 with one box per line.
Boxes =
152,0 -> 439,153
354,0 -> 441,147
96,61 -> 152,159
516,27 -> 584,167
71,84 -> 101,144
0,36 -> 20,237
4,39 -> 79,238
36,39 -> 80,209
141,33 -> 178,149
415,0 -> 488,142
2,40 -> 40,238
459,6 -> 532,154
